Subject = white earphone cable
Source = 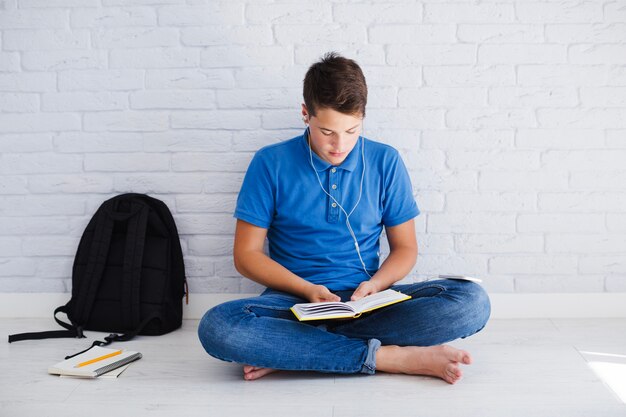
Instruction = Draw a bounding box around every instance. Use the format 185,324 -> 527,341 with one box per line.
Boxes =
306,125 -> 372,278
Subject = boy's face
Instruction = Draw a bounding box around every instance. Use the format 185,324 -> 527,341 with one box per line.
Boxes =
302,105 -> 363,166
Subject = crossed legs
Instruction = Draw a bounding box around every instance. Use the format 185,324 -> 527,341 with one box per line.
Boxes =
199,280 -> 490,384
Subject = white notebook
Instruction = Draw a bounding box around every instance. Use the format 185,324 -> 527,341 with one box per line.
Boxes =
59,363 -> 131,379
49,346 -> 142,378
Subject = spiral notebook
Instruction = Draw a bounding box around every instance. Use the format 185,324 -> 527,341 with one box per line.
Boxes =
48,346 -> 142,378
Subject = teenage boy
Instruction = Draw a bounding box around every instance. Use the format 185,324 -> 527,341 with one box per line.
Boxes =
198,52 -> 491,384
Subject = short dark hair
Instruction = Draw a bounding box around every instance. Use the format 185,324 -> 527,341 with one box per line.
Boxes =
303,51 -> 368,118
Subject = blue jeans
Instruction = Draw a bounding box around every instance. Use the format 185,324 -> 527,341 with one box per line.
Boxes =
197,279 -> 491,375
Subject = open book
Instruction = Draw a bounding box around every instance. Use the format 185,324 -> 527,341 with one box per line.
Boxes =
291,289 -> 411,321
48,346 -> 142,378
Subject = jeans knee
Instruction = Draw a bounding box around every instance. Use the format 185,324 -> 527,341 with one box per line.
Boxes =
465,282 -> 491,332
197,302 -> 240,362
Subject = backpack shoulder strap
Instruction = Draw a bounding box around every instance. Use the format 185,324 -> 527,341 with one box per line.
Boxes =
8,305 -> 84,343
121,200 -> 149,330
63,311 -> 161,359
139,194 -> 188,304
72,203 -> 116,326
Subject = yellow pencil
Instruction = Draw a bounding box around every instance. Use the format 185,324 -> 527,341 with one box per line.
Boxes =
74,349 -> 123,368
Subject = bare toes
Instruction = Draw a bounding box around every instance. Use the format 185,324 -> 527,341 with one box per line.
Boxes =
444,370 -> 458,384
243,366 -> 278,381
243,365 -> 263,374
448,348 -> 471,364
448,364 -> 462,378
244,370 -> 261,380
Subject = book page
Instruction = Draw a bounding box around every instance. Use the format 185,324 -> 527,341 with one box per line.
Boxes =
294,302 -> 356,313
345,289 -> 408,312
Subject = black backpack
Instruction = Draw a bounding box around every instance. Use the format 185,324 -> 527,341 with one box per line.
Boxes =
8,193 -> 188,355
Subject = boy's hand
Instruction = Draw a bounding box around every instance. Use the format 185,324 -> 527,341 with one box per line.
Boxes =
350,281 -> 380,301
307,284 -> 341,303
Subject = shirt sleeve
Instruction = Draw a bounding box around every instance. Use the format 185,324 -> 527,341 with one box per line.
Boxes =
233,151 -> 275,229
381,150 -> 420,227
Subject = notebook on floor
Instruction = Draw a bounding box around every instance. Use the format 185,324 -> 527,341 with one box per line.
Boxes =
48,346 -> 142,378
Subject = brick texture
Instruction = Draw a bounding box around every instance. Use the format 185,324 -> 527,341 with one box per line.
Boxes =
1,1 -> 624,294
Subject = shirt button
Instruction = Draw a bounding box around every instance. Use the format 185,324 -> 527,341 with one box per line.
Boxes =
331,184 -> 337,190
332,203 -> 337,208
331,168 -> 336,173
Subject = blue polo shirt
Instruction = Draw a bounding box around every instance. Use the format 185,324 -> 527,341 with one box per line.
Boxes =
234,128 -> 420,291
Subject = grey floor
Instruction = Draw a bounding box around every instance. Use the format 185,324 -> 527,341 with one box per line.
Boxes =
2,318 -> 626,417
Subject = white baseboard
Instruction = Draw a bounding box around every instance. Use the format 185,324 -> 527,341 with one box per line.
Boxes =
1,293 -> 625,319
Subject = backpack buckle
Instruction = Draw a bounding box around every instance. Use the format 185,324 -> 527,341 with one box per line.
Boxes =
104,333 -> 120,343
75,326 -> 85,339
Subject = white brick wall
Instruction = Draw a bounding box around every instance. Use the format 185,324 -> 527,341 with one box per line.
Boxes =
1,0 -> 625,295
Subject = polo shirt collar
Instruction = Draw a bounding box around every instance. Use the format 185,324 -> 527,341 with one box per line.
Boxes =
300,128 -> 361,172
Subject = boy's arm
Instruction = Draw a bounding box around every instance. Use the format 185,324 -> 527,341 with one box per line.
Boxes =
233,219 -> 340,302
351,219 -> 418,300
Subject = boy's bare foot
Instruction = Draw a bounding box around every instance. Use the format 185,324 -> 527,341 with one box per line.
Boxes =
376,344 -> 472,384
242,344 -> 471,384
243,365 -> 279,380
